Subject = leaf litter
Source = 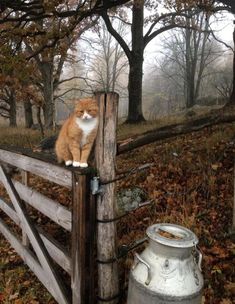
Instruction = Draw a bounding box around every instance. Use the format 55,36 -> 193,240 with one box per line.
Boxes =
0,123 -> 234,303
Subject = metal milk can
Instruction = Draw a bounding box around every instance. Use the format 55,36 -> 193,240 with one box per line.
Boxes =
127,223 -> 204,304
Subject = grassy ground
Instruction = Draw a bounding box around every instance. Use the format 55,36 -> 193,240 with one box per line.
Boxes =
0,127 -> 55,149
0,116 -> 234,303
0,104 -> 223,147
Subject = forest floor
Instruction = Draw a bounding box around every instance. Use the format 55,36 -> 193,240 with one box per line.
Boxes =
0,119 -> 235,304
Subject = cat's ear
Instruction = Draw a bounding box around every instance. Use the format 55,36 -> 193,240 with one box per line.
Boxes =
73,99 -> 82,110
74,99 -> 81,106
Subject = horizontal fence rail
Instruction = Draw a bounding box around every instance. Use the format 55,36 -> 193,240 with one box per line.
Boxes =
13,180 -> 72,231
0,147 -> 72,188
0,145 -> 95,304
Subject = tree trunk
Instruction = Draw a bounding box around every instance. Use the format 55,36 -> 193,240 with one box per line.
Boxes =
127,58 -> 145,122
195,14 -> 209,101
42,97 -> 54,129
186,78 -> 195,109
228,23 -> 235,106
9,91 -> 17,127
41,62 -> 54,129
185,19 -> 195,109
24,100 -> 33,128
37,106 -> 44,137
126,0 -> 145,123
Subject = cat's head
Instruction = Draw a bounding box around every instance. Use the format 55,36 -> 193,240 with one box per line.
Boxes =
75,97 -> 99,120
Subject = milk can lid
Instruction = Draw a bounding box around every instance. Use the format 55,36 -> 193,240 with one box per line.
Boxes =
146,223 -> 198,248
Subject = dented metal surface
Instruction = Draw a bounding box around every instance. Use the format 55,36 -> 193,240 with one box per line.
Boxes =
127,223 -> 204,304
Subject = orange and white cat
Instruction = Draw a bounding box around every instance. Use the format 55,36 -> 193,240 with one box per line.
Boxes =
55,97 -> 99,168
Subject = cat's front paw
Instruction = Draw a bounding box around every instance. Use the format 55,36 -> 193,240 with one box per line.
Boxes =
65,160 -> 73,166
79,162 -> 88,168
72,161 -> 80,167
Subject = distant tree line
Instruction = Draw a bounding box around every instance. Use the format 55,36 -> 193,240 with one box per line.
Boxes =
0,0 -> 234,129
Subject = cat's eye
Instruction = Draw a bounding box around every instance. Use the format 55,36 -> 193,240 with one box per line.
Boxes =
88,110 -> 96,115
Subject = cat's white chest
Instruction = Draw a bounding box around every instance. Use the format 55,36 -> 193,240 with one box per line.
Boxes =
76,117 -> 98,146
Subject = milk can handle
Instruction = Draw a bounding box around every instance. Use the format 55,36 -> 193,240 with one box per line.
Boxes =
133,253 -> 152,285
194,245 -> 203,272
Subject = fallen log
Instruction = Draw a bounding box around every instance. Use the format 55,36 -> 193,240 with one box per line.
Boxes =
39,108 -> 235,156
117,108 -> 235,155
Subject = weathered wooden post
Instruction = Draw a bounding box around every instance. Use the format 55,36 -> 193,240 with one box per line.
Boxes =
71,171 -> 96,304
95,92 -> 119,304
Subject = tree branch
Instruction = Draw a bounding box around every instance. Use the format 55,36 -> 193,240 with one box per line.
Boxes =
101,10 -> 131,62
117,108 -> 235,155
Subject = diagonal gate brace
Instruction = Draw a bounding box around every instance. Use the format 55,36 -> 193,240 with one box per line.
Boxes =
0,165 -> 70,304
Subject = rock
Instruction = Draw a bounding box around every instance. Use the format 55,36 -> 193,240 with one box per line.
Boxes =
125,190 -> 132,197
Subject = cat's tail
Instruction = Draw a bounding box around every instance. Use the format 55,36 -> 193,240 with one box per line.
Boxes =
39,135 -> 58,151
57,156 -> 63,164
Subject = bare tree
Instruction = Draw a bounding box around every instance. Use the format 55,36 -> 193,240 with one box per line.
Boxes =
213,55 -> 233,101
82,20 -> 128,95
23,15 -> 98,128
100,0 -> 233,122
157,11 -> 225,109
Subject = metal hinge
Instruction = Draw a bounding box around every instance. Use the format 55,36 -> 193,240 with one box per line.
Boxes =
90,176 -> 103,195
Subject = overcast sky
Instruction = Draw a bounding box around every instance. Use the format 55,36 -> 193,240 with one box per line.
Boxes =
144,10 -> 234,71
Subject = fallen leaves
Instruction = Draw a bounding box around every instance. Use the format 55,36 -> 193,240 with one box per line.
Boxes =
0,123 -> 235,303
9,292 -> 19,301
117,123 -> 235,304
225,282 -> 235,296
0,293 -> 4,301
219,299 -> 233,304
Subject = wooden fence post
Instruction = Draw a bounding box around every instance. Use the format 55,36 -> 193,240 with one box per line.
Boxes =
95,92 -> 119,304
71,172 -> 96,304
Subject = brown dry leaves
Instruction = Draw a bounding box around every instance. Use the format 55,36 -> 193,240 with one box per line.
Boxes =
117,123 -> 235,303
0,122 -> 235,303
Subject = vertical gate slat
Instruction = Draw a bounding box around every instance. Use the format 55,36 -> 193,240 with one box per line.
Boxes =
71,173 -> 86,304
88,183 -> 96,304
72,173 -> 95,304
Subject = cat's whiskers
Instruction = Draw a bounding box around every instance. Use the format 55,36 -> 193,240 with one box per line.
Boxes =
82,111 -> 92,120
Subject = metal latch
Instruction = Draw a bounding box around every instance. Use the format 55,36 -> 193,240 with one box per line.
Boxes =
91,176 -> 103,195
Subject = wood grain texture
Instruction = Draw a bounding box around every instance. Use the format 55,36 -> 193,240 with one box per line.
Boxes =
117,110 -> 235,155
0,148 -> 72,188
13,180 -> 72,231
0,194 -> 71,274
0,218 -> 70,303
0,165 -> 70,304
95,92 -> 119,304
38,227 -> 72,275
71,173 -> 86,304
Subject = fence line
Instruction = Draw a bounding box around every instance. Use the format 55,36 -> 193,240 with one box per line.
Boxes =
0,145 -> 95,304
0,91 -> 234,304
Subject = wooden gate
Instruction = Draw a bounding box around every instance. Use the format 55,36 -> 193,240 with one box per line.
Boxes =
0,147 -> 96,304
0,92 -> 120,304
